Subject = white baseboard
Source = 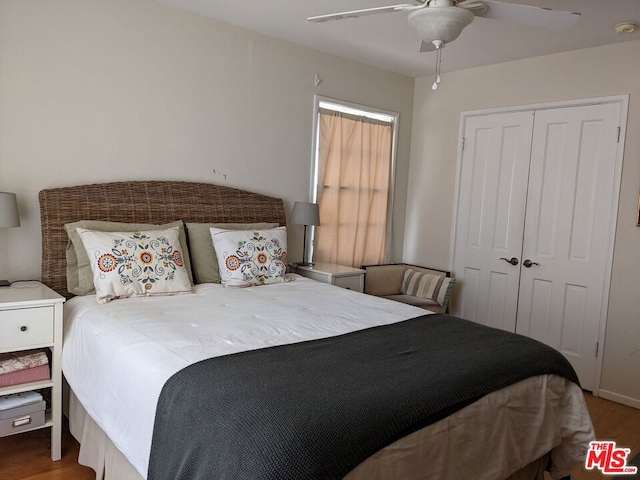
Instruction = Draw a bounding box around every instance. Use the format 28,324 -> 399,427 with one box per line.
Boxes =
598,389 -> 640,409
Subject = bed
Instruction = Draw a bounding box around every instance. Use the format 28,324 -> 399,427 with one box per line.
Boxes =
38,180 -> 595,480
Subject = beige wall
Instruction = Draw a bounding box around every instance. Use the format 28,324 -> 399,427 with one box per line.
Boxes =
3,0 -> 636,406
406,39 -> 640,405
0,0 -> 414,280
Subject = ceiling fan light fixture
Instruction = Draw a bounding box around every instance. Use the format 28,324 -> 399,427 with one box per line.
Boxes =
407,6 -> 474,44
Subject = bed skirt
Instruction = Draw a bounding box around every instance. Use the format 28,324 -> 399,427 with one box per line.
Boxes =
67,374 -> 592,480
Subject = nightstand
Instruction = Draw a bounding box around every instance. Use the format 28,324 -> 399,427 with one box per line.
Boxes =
0,282 -> 65,461
294,262 -> 365,292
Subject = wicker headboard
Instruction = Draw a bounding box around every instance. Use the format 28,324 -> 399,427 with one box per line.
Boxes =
39,181 -> 287,298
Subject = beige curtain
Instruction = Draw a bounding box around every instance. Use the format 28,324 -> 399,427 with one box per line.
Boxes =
314,108 -> 393,268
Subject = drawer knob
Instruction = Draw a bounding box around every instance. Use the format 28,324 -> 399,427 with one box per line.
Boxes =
20,325 -> 28,332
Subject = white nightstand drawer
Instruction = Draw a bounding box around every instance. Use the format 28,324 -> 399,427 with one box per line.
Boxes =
0,307 -> 54,350
333,275 -> 362,291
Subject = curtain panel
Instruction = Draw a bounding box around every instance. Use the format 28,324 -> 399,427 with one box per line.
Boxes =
315,108 -> 392,268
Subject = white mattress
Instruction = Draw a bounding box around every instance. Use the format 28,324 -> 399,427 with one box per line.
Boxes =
62,275 -> 428,477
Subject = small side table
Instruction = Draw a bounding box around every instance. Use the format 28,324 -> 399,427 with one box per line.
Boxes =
294,262 -> 365,292
0,282 -> 65,461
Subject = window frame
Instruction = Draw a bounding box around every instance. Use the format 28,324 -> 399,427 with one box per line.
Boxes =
308,95 -> 399,263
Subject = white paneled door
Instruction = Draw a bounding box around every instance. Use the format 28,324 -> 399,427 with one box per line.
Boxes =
516,104 -> 621,391
452,101 -> 624,391
452,112 -> 534,332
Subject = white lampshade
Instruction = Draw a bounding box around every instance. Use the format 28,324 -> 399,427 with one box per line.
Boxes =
0,192 -> 20,228
408,6 -> 474,44
291,202 -> 320,226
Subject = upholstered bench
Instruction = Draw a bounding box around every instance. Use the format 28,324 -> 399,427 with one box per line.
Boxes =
362,263 -> 455,314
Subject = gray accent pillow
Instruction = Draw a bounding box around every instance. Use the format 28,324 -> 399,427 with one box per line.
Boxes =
65,220 -> 193,296
186,223 -> 278,284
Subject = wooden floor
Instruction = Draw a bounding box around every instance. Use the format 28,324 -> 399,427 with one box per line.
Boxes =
0,393 -> 639,480
0,423 -> 93,480
572,394 -> 640,480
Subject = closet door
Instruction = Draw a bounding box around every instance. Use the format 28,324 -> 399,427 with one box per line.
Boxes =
451,112 -> 534,331
515,103 -> 621,391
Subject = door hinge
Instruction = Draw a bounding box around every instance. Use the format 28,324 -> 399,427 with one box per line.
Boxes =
461,137 -> 465,151
617,127 -> 621,143
594,341 -> 600,358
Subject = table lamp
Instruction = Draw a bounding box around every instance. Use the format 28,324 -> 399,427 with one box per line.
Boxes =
291,201 -> 320,266
0,192 -> 20,287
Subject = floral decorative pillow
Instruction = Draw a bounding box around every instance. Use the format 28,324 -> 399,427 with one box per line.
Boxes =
186,222 -> 279,284
64,219 -> 193,296
77,226 -> 193,304
209,226 -> 289,287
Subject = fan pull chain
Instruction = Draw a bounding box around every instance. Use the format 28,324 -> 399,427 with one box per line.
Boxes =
437,42 -> 443,84
431,40 -> 444,91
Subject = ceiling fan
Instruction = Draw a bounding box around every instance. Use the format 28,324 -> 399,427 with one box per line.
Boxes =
308,0 -> 580,52
308,0 -> 580,88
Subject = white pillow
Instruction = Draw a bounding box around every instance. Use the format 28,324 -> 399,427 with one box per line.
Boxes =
210,226 -> 289,287
77,226 -> 193,304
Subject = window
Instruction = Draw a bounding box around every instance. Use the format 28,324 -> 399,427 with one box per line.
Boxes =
310,96 -> 398,268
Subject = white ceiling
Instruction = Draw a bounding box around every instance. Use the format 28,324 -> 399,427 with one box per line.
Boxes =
154,0 -> 640,77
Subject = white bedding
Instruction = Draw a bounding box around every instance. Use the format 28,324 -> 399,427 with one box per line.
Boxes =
63,275 -> 594,480
62,275 -> 428,477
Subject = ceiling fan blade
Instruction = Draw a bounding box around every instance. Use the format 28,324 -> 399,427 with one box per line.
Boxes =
457,1 -> 489,16
308,4 -> 414,23
473,0 -> 580,30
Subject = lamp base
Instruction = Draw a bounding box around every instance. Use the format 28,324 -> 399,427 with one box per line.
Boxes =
0,280 -> 10,287
296,262 -> 315,267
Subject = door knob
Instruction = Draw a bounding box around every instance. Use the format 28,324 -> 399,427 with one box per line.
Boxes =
523,259 -> 539,268
499,257 -> 519,266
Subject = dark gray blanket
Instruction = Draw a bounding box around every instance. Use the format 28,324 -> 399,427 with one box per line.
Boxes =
148,314 -> 579,480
